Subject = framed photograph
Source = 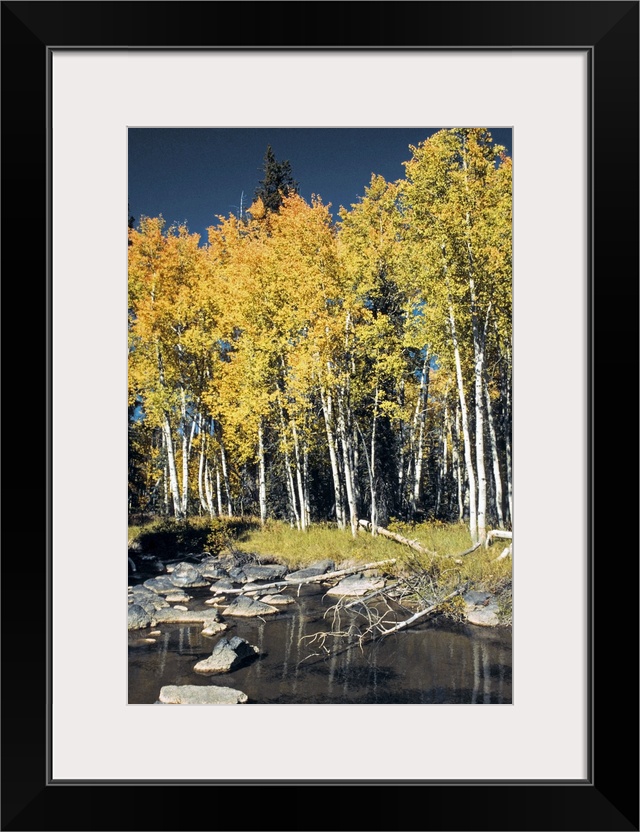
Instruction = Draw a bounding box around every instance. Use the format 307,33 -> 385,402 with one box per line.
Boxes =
2,2 -> 637,830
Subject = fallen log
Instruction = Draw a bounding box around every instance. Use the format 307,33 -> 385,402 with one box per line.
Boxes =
216,558 -> 397,596
358,519 -> 477,563
457,542 -> 482,557
378,585 -> 467,638
358,519 -> 437,556
485,530 -> 513,548
494,544 -> 512,561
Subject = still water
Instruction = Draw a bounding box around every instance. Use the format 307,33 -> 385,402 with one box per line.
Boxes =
129,584 -> 512,704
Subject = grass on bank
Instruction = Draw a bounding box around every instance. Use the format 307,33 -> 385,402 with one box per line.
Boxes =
129,514 -> 512,613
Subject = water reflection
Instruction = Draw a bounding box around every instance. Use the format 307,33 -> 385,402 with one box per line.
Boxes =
128,585 -> 512,704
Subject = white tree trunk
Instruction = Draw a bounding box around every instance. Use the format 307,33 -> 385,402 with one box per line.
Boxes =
484,376 -> 504,528
319,386 -> 345,529
162,413 -> 183,519
179,402 -> 197,516
470,289 -> 487,545
219,441 -> 233,517
215,460 -> 223,517
291,420 -> 307,531
411,353 -> 430,513
197,414 -> 208,514
504,365 -> 513,525
369,387 -> 379,534
448,303 -> 477,543
257,420 -> 267,526
303,446 -> 311,528
451,401 -> 464,522
204,460 -> 215,517
277,401 -> 300,529
337,392 -> 358,538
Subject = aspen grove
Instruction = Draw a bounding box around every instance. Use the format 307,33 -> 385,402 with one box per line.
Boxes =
128,129 -> 512,546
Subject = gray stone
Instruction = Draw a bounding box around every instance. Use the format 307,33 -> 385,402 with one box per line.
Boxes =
170,562 -> 209,588
202,622 -> 228,637
222,595 -> 279,617
260,594 -> 294,606
144,575 -> 180,594
130,585 -> 171,609
200,563 -> 229,580
242,583 -> 283,596
463,590 -> 492,609
229,567 -> 248,583
467,603 -> 500,627
128,604 -> 152,630
193,636 -> 259,674
242,563 -> 288,582
325,574 -> 385,597
153,609 -> 221,626
285,560 -> 334,582
210,579 -> 236,594
164,591 -> 192,604
158,685 -> 248,704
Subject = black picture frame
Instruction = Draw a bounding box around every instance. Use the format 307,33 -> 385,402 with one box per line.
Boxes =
2,2 -> 638,830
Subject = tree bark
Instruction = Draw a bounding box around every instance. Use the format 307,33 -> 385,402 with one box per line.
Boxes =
161,413 -> 183,518
411,352 -> 429,515
319,385 -> 346,530
219,440 -> 233,517
277,400 -> 300,529
448,300 -> 477,543
291,420 -> 308,531
484,375 -> 504,528
258,419 -> 267,526
337,391 -> 358,538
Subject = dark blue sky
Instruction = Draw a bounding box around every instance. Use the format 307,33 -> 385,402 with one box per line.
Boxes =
128,127 -> 512,243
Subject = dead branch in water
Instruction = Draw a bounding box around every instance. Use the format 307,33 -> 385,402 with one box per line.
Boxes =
378,585 -> 468,637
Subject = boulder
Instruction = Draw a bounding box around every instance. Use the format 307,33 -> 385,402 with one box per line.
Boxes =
260,594 -> 294,606
222,595 -> 279,617
129,585 -> 170,612
228,567 -> 248,583
193,636 -> 259,674
143,575 -> 180,595
285,560 -> 334,582
243,583 -> 282,596
164,591 -> 192,604
200,563 -> 229,580
462,590 -> 501,627
158,685 -> 248,704
169,563 -> 209,588
325,574 -> 385,597
202,622 -> 228,637
128,604 -> 153,630
242,563 -> 288,582
154,609 -> 222,626
210,579 -> 236,594
463,590 -> 492,608
467,603 -> 500,627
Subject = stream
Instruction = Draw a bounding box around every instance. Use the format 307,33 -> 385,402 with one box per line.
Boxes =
128,583 -> 512,704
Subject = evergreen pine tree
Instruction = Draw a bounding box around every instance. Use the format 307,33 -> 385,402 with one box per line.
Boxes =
254,145 -> 299,213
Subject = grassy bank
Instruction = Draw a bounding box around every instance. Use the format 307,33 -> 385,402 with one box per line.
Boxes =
129,515 -> 512,619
